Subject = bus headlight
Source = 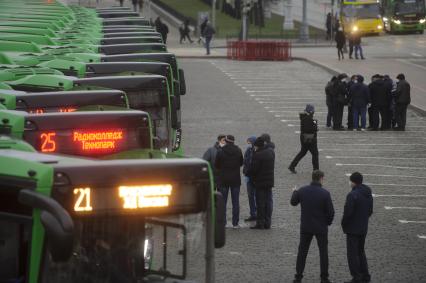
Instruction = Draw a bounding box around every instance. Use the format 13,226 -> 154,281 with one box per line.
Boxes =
420,19 -> 426,24
377,25 -> 383,29
393,19 -> 401,25
352,26 -> 359,32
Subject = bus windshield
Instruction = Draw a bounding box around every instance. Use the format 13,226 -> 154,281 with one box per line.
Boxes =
395,0 -> 425,15
342,4 -> 381,19
42,213 -> 206,283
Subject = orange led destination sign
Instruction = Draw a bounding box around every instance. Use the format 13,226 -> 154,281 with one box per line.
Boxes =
72,185 -> 173,213
119,185 -> 173,209
28,107 -> 77,114
73,130 -> 124,151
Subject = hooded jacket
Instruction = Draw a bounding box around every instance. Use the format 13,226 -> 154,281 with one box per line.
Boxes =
247,146 -> 275,189
342,184 -> 373,235
369,79 -> 390,107
243,136 -> 256,176
349,82 -> 370,108
202,142 -> 221,180
395,79 -> 411,105
215,143 -> 243,187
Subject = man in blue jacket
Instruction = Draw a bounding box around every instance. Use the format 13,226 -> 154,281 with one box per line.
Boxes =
291,170 -> 334,283
342,172 -> 373,283
349,75 -> 370,131
243,136 -> 257,222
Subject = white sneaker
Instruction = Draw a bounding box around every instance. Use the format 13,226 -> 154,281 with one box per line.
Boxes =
232,224 -> 241,229
361,128 -> 366,131
225,223 -> 233,229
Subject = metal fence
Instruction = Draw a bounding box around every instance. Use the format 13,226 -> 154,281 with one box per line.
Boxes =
227,40 -> 292,61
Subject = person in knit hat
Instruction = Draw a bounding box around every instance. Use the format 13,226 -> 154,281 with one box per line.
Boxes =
289,104 -> 319,173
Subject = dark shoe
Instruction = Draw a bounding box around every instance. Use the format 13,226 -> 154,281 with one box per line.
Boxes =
321,279 -> 333,283
288,167 -> 297,174
244,216 -> 257,222
250,225 -> 264,230
293,280 -> 302,283
344,280 -> 362,283
264,225 -> 271,229
349,56 -> 353,59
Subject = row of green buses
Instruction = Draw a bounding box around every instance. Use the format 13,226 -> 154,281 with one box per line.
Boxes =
0,1 -> 225,282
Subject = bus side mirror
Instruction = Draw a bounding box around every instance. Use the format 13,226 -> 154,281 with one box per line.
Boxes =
171,96 -> 181,129
18,189 -> 74,262
178,69 -> 186,96
214,191 -> 226,248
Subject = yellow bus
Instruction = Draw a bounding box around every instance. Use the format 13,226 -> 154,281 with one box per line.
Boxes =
340,0 -> 384,34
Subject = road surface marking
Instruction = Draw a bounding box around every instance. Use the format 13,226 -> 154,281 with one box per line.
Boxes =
385,206 -> 426,210
396,58 -> 426,71
418,235 -> 426,239
349,173 -> 426,179
335,163 -> 426,170
399,220 -> 426,224
411,53 -> 422,57
327,155 -> 426,160
288,124 -> 295,127
269,110 -> 327,113
368,183 -> 426,187
322,143 -> 426,146
373,194 -> 426,198
246,90 -> 274,93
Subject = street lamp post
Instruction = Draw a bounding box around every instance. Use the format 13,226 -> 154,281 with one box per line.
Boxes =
283,0 -> 294,30
299,0 -> 309,42
212,0 -> 217,29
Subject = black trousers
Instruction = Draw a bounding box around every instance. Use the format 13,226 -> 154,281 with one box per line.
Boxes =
332,103 -> 344,129
371,105 -> 391,130
290,141 -> 319,170
395,103 -> 408,129
346,234 -> 370,281
255,187 -> 272,228
347,106 -> 353,128
349,44 -> 354,58
295,232 -> 329,280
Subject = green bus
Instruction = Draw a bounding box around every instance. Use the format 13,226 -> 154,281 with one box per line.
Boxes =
381,0 -> 426,33
0,140 -> 225,283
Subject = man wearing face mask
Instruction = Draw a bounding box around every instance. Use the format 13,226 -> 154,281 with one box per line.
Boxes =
342,172 -> 373,283
202,134 -> 226,189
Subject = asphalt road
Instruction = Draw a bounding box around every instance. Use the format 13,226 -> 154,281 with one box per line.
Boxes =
180,58 -> 426,283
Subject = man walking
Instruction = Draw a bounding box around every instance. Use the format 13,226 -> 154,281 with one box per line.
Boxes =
291,170 -> 334,283
202,134 -> 226,189
394,73 -> 411,131
248,137 -> 275,229
202,21 -> 216,55
215,135 -> 243,228
353,33 -> 365,60
289,104 -> 319,173
342,172 -> 373,283
243,136 -> 257,222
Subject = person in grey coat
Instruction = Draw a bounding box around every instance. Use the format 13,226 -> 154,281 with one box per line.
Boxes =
202,134 -> 226,189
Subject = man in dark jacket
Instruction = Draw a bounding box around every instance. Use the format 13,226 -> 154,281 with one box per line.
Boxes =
325,76 -> 337,128
215,135 -> 243,228
394,73 -> 411,131
248,137 -> 275,229
243,136 -> 257,222
368,75 -> 391,130
202,134 -> 226,189
260,133 -> 275,152
342,172 -> 373,283
291,170 -> 334,283
383,75 -> 395,129
155,17 -> 169,44
333,73 -> 349,130
289,104 -> 319,173
349,75 -> 370,131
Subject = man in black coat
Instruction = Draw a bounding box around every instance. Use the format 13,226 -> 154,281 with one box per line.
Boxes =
248,137 -> 275,229
394,73 -> 411,131
369,75 -> 391,130
325,76 -> 337,128
289,104 -> 319,173
215,135 -> 243,228
342,172 -> 373,283
202,134 -> 226,189
333,74 -> 349,130
349,75 -> 370,131
291,170 -> 334,283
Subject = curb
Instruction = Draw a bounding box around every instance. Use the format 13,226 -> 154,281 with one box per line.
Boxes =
293,57 -> 426,116
176,55 -> 227,59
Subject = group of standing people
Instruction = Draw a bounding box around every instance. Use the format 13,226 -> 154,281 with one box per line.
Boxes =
325,73 -> 411,132
334,28 -> 364,60
203,133 -> 275,229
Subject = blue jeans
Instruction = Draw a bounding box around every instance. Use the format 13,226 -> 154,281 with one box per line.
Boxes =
245,177 -> 256,217
353,107 -> 367,129
205,36 -> 212,55
219,186 -> 240,226
355,45 -> 364,59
